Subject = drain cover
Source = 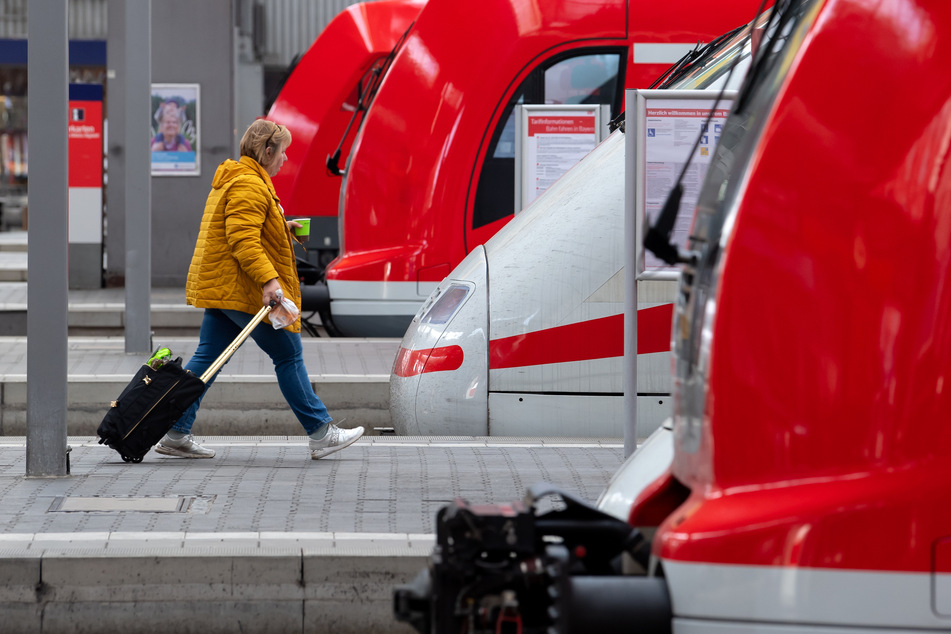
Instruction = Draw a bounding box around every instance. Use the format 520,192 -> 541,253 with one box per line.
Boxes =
49,496 -> 194,513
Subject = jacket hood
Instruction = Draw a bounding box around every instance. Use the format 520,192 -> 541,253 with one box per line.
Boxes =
211,156 -> 277,196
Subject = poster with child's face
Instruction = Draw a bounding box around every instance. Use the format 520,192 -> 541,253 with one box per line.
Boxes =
150,83 -> 199,176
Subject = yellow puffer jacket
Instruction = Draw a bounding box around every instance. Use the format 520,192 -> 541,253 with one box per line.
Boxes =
186,156 -> 301,332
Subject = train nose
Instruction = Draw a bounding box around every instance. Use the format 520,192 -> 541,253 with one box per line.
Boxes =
389,247 -> 489,436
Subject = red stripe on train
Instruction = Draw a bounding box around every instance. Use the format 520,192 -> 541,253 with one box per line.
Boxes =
394,305 -> 673,377
489,305 -> 673,370
393,344 -> 464,378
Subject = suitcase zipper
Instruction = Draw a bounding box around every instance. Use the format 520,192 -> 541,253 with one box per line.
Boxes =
120,377 -> 184,442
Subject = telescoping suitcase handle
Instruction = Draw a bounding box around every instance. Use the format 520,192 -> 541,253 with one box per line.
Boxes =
199,303 -> 274,384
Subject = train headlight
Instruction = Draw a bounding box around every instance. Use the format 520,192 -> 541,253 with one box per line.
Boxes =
393,281 -> 475,378
391,246 -> 489,435
420,283 -> 472,327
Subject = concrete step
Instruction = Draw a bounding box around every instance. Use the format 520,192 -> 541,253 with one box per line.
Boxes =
0,336 -> 400,437
0,303 -> 205,336
0,281 -> 337,336
0,267 -> 207,337
0,251 -> 27,281
0,229 -> 27,252
0,234 -> 333,336
0,232 -> 397,434
0,537 -> 428,634
0,233 -> 202,334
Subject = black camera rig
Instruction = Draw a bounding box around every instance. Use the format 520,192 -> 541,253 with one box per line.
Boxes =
393,483 -> 672,633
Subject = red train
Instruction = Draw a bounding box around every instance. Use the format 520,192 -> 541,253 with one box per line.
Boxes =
395,0 -> 951,630
265,0 -> 425,272
315,0 -> 762,336
389,17 -> 757,438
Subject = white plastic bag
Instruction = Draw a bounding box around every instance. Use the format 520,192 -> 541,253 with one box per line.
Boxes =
269,291 -> 300,329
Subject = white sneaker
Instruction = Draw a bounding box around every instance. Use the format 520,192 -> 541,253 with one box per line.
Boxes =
155,434 -> 216,458
309,424 -> 365,460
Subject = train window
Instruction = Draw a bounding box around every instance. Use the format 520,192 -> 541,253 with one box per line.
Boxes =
471,49 -> 624,230
544,54 -> 618,105
491,95 -> 524,160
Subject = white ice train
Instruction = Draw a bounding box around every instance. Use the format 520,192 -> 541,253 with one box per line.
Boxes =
390,18 -> 761,437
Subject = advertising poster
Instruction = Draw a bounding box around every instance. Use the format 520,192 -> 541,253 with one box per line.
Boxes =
150,83 -> 200,176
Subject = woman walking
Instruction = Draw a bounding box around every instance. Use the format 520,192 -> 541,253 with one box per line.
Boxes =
156,119 -> 363,459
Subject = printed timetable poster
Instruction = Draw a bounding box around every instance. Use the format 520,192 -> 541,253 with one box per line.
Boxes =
639,96 -> 732,271
516,104 -> 607,211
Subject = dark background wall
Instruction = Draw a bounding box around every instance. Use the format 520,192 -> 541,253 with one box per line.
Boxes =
106,0 -> 257,287
6,0 -> 361,288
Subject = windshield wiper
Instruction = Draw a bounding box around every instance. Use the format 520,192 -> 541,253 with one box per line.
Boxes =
644,4 -> 768,265
651,24 -> 748,90
326,21 -> 415,176
735,0 -> 804,113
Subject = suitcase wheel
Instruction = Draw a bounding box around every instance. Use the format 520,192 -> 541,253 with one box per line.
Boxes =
121,454 -> 144,464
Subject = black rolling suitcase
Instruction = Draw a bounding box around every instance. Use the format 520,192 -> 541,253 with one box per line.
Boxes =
97,304 -> 272,463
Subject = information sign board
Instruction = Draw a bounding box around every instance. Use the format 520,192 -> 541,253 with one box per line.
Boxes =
515,104 -> 609,212
630,90 -> 735,273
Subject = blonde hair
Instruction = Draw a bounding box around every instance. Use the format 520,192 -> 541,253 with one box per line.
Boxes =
240,119 -> 291,168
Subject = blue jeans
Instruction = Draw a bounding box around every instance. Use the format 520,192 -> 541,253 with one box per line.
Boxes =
172,308 -> 332,436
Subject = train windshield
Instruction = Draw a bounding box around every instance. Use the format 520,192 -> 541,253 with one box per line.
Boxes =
659,11 -> 772,91
671,0 -> 819,452
327,21 -> 416,175
691,0 -> 816,247
472,48 -> 626,230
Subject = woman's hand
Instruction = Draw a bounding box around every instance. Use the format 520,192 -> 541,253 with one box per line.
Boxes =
286,220 -> 302,232
262,277 -> 282,307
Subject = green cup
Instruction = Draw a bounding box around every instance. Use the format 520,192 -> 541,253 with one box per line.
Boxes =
293,218 -> 310,243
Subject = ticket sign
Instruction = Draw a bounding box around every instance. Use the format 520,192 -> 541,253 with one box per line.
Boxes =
68,84 -> 103,190
515,104 -> 608,211
67,83 -> 103,243
68,83 -> 104,289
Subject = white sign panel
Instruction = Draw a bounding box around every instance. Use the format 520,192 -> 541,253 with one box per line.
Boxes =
632,90 -> 735,273
516,104 -> 608,211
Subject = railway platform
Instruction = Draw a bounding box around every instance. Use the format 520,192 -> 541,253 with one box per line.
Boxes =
0,229 -> 629,632
0,436 -> 625,633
